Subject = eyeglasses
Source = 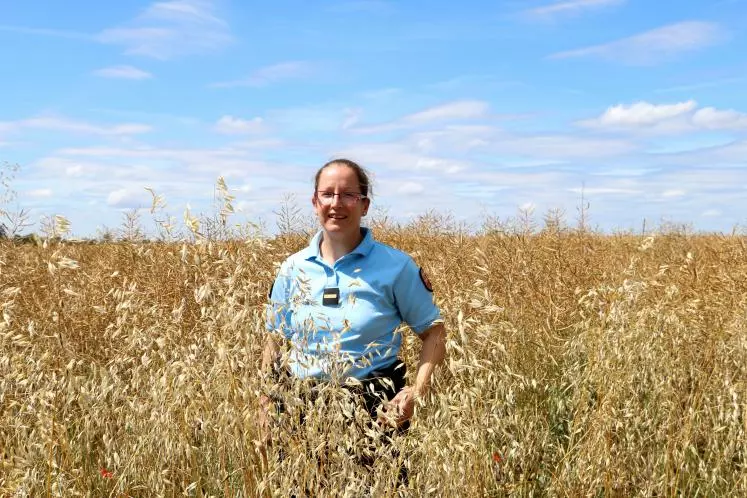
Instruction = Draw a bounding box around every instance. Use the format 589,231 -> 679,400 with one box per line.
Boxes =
315,191 -> 367,206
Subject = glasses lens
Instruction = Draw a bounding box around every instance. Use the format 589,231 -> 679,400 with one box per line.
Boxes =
317,192 -> 363,205
317,192 -> 335,205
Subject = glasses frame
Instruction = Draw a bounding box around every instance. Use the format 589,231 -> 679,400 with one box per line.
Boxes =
315,190 -> 368,206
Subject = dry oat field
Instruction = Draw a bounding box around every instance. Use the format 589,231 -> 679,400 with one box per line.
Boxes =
1,220 -> 746,496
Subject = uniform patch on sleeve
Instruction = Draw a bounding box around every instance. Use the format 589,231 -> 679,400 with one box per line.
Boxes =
419,267 -> 433,292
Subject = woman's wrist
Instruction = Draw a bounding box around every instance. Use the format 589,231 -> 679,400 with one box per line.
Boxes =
412,381 -> 429,398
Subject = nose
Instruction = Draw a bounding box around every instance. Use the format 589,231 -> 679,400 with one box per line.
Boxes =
330,193 -> 344,207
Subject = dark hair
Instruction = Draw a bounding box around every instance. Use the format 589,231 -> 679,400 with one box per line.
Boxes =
314,158 -> 372,198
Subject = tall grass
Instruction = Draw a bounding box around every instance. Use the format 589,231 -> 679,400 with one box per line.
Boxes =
1,217 -> 746,496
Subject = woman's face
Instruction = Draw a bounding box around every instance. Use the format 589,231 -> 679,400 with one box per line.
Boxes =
312,164 -> 369,237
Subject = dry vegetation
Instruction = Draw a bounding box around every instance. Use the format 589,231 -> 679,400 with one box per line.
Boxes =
1,215 -> 746,496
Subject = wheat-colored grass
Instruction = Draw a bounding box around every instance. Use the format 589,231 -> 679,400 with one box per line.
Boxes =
1,219 -> 746,496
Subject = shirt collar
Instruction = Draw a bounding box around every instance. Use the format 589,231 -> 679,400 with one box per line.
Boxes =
305,227 -> 375,261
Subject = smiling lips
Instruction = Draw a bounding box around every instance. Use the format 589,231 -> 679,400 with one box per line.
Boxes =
329,214 -> 347,220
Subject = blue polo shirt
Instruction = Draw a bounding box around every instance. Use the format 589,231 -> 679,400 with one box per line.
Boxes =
266,228 -> 441,380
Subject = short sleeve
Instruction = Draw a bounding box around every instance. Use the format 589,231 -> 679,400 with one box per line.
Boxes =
265,262 -> 294,340
393,257 -> 442,334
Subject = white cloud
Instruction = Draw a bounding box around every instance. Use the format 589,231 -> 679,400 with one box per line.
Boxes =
211,61 -> 314,88
351,100 -> 491,134
55,145 -> 302,181
333,142 -> 472,175
106,188 -> 149,208
550,21 -> 725,65
0,116 -> 152,136
589,101 -> 696,127
662,189 -> 686,198
527,0 -> 624,18
397,182 -> 425,195
691,107 -> 747,130
404,100 -> 489,123
580,100 -> 747,133
341,108 -> 362,130
702,209 -> 721,217
26,188 -> 53,198
568,187 -> 643,195
214,115 -> 266,134
97,0 -> 233,59
593,167 -> 659,176
497,134 -> 636,158
93,65 -> 153,80
66,164 -> 84,176
1,2 -> 231,61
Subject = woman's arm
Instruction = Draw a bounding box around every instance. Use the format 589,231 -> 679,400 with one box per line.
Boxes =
382,322 -> 446,427
413,322 -> 447,397
261,333 -> 280,376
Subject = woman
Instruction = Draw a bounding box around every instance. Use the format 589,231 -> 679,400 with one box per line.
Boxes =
260,158 -> 446,473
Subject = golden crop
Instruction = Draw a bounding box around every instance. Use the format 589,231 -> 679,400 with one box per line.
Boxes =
1,223 -> 746,496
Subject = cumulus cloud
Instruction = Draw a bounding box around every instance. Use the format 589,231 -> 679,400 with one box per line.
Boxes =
93,65 -> 153,80
691,107 -> 747,130
550,21 -> 726,65
588,101 -> 697,127
214,115 -> 266,134
579,100 -> 747,133
97,0 -> 233,59
211,61 -> 315,88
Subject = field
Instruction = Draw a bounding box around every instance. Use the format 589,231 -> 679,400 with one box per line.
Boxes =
1,220 -> 746,496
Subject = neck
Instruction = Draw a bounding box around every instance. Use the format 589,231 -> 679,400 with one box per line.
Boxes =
320,229 -> 363,265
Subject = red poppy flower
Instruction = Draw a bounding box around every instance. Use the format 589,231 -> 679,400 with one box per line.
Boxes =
100,467 -> 114,479
492,452 -> 502,463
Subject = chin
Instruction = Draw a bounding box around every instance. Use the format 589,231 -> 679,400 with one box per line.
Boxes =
323,219 -> 357,233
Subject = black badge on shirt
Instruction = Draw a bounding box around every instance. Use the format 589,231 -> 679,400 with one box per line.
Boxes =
322,287 -> 340,306
419,267 -> 433,292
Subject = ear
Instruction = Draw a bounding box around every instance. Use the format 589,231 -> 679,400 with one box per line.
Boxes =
362,197 -> 370,216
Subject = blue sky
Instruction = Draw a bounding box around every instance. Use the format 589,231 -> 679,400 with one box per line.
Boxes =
1,0 -> 747,236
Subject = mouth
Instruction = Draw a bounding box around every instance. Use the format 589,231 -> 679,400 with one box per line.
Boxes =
328,214 -> 347,220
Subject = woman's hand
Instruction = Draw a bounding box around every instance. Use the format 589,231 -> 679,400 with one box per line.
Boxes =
379,386 -> 417,428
